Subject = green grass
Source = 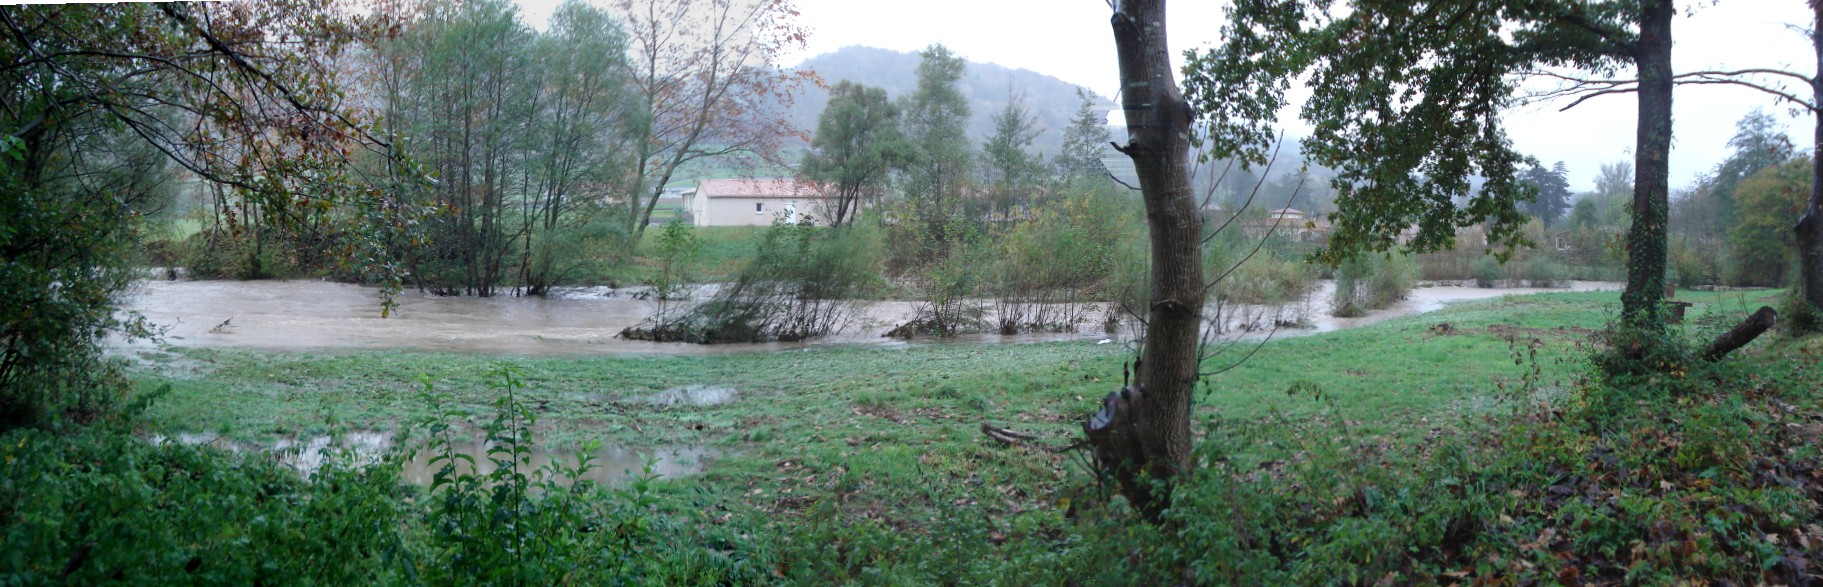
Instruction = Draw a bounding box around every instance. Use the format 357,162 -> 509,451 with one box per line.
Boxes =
135,287 -> 1773,468
121,287 -> 1815,583
584,224 -> 766,286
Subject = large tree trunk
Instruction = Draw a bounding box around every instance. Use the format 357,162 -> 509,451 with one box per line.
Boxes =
1799,1 -> 1823,325
1090,0 -> 1204,516
1620,0 -> 1674,333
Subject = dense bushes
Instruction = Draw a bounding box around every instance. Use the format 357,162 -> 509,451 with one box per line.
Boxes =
2,369 -> 767,584
990,190 -> 1132,334
1204,229 -> 1321,333
884,184 -> 1145,338
0,134 -> 163,428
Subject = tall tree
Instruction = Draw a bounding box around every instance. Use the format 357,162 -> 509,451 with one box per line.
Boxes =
1708,110 -> 1794,231
1729,158 -> 1812,286
1672,113 -> 1790,287
385,0 -> 535,297
1191,0 -> 1681,355
615,0 -> 811,251
1667,7 -> 1822,322
798,81 -> 908,226
1082,0 -> 1205,516
520,0 -> 639,294
1056,87 -> 1112,187
897,44 -> 975,262
980,88 -> 1045,223
1595,159 -> 1635,203
0,1 -> 385,426
1520,161 -> 1574,227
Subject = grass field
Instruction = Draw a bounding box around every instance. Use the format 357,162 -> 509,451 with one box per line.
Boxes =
115,287 -> 1807,582
134,287 -> 1778,448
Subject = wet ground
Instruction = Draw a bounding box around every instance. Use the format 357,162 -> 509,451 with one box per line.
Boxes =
157,431 -> 713,486
117,278 -> 1622,357
122,278 -> 1620,484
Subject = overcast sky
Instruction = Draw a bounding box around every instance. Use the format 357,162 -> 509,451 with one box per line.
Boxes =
519,0 -> 1816,193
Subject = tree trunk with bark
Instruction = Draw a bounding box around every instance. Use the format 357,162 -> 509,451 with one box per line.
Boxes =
1620,0 -> 1674,334
1798,1 -> 1823,327
1085,0 -> 1204,517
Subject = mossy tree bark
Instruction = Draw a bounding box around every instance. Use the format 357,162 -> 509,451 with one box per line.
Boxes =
1619,0 -> 1674,334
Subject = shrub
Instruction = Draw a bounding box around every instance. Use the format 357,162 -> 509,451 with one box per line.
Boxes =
649,219 -> 702,301
991,189 -> 1132,334
623,219 -> 885,343
1,368 -> 771,584
1782,291 -> 1823,336
1470,254 -> 1503,288
1669,238 -> 1722,287
1,135 -> 164,428
1521,256 -> 1566,288
895,228 -> 990,337
1333,253 -> 1416,317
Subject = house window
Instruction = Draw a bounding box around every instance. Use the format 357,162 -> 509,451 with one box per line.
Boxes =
755,202 -> 764,214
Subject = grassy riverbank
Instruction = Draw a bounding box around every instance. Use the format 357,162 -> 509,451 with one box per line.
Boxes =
13,287 -> 1820,583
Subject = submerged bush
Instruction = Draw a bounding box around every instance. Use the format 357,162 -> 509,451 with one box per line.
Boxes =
1470,254 -> 1503,288
1521,255 -> 1566,287
990,189 -> 1132,334
1333,253 -> 1416,317
893,228 -> 991,337
624,219 -> 884,343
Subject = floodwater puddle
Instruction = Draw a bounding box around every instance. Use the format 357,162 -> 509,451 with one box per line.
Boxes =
647,385 -> 737,406
155,431 -> 713,486
1230,280 -> 1624,340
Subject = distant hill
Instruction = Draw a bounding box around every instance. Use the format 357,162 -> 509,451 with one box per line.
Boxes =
781,46 -> 1115,158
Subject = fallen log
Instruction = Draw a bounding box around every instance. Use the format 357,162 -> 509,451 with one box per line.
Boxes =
1703,305 -> 1777,362
979,423 -> 1084,453
980,423 -> 1039,447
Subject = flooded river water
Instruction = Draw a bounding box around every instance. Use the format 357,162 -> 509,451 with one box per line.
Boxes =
119,278 -> 1622,357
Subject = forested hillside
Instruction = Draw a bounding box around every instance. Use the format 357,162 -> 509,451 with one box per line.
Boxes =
784,45 -> 1113,156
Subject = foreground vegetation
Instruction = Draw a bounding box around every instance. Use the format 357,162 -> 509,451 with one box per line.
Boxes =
7,288 -> 1820,583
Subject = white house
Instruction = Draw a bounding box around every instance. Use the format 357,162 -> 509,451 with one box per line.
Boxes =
683,178 -> 829,227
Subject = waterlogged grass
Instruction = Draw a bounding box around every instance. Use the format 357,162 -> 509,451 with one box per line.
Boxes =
115,288 -> 1815,583
134,290 -> 1649,446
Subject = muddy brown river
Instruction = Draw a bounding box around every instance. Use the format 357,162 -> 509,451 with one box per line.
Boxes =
117,278 -> 1622,357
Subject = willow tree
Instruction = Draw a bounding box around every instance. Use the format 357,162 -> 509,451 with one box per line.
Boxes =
1190,0 -> 1680,360
521,0 -> 640,294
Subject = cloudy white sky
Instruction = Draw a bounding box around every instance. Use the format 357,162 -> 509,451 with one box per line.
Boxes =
519,0 -> 1817,193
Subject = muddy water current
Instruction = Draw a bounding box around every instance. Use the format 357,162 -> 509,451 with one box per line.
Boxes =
116,279 -> 1110,356
119,278 -> 1621,357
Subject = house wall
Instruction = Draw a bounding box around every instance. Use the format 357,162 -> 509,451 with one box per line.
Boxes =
699,197 -> 801,226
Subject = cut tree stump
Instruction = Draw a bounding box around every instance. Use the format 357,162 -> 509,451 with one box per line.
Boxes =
1702,305 -> 1777,362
